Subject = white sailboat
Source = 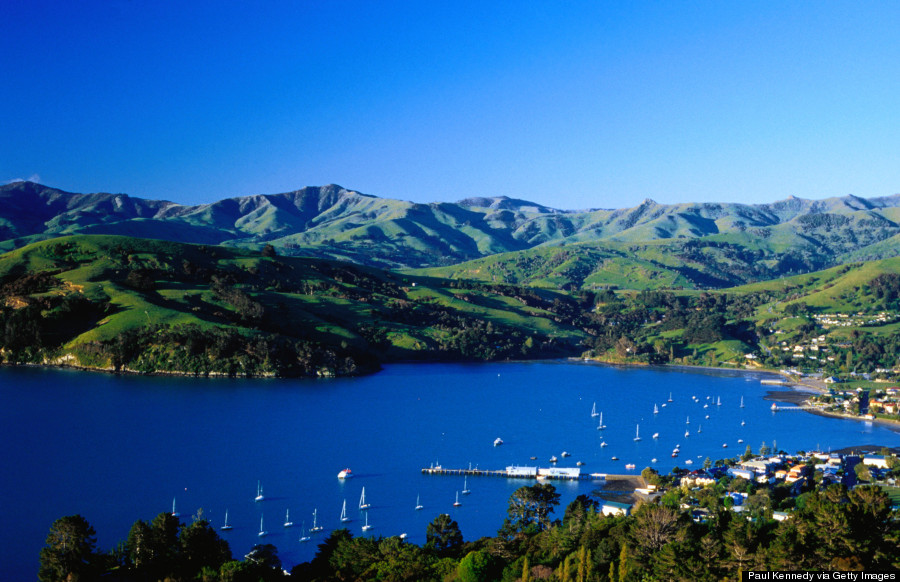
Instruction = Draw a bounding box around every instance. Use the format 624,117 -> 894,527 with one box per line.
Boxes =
596,411 -> 606,430
415,494 -> 424,511
591,402 -> 599,417
461,476 -> 471,495
361,512 -> 373,531
652,432 -> 659,439
340,499 -> 350,522
359,487 -> 370,510
668,392 -> 673,402
258,515 -> 267,537
653,403 -> 659,414
299,522 -> 310,542
686,415 -> 690,424
310,508 -> 323,533
740,396 -> 745,408
220,509 -> 232,531
284,509 -> 293,528
697,424 -> 702,433
633,424 -> 641,442
171,497 -> 179,517
453,491 -> 461,507
717,396 -> 722,406
684,429 -> 690,438
600,440 -> 608,447
255,481 -> 265,502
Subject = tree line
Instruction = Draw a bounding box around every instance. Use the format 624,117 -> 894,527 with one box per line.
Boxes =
39,477 -> 898,581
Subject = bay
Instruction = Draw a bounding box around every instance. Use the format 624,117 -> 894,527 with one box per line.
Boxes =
1,361 -> 897,579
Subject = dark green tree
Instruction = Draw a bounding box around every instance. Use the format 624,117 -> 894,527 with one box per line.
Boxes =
38,515 -> 98,582
180,518 -> 232,577
500,483 -> 561,538
425,513 -> 463,557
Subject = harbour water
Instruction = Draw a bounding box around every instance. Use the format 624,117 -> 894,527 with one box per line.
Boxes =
1,361 -> 897,578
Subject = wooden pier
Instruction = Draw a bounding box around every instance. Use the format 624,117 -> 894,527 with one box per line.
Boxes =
421,466 -> 609,481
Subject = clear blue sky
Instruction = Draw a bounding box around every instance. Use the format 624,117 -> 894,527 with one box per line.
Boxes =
3,1 -> 900,209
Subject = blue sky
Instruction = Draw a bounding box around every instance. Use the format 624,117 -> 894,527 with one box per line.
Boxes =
3,1 -> 900,209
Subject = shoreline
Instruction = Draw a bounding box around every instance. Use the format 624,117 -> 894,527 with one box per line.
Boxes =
5,357 -> 900,432
578,357 -> 900,433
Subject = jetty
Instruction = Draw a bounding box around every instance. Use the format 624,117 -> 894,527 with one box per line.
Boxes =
422,465 -> 607,481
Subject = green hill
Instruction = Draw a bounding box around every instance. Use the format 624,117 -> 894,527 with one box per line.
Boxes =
0,235 -> 587,377
5,182 -> 900,287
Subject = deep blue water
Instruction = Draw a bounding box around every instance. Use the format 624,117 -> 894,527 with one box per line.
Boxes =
1,361 -> 898,579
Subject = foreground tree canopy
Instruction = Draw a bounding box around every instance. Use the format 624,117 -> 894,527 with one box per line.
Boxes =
39,479 -> 900,581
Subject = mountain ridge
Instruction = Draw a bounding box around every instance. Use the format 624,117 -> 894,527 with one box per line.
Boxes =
3,181 -> 900,283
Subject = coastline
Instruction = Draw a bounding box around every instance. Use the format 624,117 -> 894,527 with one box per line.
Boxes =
578,357 -> 900,433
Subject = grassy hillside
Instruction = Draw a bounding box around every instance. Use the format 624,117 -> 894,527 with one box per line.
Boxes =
5,182 -> 900,286
0,235 -> 587,377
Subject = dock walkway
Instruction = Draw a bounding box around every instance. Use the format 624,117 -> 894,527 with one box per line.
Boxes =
422,466 -> 611,481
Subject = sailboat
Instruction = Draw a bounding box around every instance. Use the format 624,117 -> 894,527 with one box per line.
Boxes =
361,512 -> 373,531
359,487 -> 370,510
258,515 -> 267,537
740,396 -> 745,408
596,411 -> 606,430
684,429 -> 690,438
686,415 -> 690,424
340,499 -> 350,522
171,497 -> 179,518
668,392 -> 673,402
717,396 -> 722,406
415,494 -> 424,511
220,510 -> 232,531
284,509 -> 293,528
461,476 -> 471,495
591,402 -> 599,417
633,424 -> 641,442
697,424 -> 702,433
600,440 -> 608,447
310,508 -> 323,533
453,491 -> 461,507
653,403 -> 659,414
299,522 -> 310,542
255,481 -> 265,502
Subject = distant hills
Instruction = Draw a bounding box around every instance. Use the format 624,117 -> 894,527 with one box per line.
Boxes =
3,233 -> 900,377
3,181 -> 900,288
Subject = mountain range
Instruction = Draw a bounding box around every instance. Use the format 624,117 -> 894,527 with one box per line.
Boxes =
3,181 -> 900,288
